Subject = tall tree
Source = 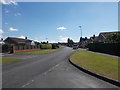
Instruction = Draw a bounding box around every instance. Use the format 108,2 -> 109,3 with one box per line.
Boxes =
79,37 -> 83,42
67,38 -> 74,47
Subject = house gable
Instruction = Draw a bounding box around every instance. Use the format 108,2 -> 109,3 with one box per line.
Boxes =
97,31 -> 120,43
4,37 -> 32,45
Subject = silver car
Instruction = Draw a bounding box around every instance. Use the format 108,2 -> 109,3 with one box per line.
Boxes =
72,44 -> 78,49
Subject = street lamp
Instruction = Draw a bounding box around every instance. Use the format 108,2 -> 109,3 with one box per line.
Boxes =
79,26 -> 82,38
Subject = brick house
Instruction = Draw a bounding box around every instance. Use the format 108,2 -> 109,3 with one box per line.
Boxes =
93,31 -> 120,43
4,37 -> 35,46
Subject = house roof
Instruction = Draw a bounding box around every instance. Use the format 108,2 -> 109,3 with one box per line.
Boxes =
93,36 -> 98,41
100,31 -> 120,39
4,37 -> 32,44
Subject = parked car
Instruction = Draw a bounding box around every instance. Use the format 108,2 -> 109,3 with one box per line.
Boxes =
72,44 -> 78,49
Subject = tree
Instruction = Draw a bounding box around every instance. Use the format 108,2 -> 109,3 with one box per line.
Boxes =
34,41 -> 40,45
67,38 -> 74,47
93,35 -> 95,39
67,38 -> 71,44
106,32 -> 120,43
79,37 -> 83,42
85,37 -> 88,40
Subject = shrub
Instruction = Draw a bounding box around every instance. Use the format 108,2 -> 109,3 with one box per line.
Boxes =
2,44 -> 13,53
52,44 -> 59,49
52,44 -> 56,49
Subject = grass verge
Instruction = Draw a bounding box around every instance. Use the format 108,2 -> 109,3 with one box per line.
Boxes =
70,50 -> 118,81
16,48 -> 63,55
0,58 -> 22,65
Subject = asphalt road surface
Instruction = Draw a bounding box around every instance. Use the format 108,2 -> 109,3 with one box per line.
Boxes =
2,47 -> 118,88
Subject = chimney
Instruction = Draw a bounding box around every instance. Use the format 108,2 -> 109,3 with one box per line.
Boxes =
25,37 -> 27,39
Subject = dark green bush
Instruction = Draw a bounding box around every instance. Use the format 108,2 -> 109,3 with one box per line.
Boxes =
52,44 -> 56,49
52,44 -> 59,49
2,44 -> 13,53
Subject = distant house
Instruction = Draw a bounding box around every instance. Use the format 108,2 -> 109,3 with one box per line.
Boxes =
79,31 -> 120,48
93,31 -> 120,43
0,38 -> 4,45
4,37 -> 35,46
79,38 -> 91,48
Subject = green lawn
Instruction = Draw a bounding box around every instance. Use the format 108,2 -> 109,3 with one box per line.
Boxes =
0,58 -> 22,64
70,50 -> 119,81
16,48 -> 63,55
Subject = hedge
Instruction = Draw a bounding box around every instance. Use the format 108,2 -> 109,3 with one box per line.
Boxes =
87,43 -> 120,56
40,44 -> 52,49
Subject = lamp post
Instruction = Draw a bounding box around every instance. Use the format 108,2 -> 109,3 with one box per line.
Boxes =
46,37 -> 48,43
79,26 -> 82,38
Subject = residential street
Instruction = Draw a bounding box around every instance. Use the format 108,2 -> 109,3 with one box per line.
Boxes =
2,47 -> 118,88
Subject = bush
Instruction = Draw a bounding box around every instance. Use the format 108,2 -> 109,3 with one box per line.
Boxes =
2,44 -> 13,53
52,44 -> 59,49
87,43 -> 120,56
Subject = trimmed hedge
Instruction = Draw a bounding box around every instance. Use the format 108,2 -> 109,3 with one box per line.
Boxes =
40,44 -> 59,49
87,43 -> 120,56
40,44 -> 52,49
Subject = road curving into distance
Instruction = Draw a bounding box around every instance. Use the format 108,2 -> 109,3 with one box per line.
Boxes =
2,47 -> 118,88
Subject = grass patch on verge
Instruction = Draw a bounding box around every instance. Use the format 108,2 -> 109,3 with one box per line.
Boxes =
0,58 -> 22,64
16,48 -> 63,55
70,51 -> 118,81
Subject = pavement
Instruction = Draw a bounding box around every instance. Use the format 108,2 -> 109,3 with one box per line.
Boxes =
2,47 -> 118,88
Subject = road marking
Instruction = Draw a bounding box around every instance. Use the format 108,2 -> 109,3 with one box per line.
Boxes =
22,80 -> 34,88
43,64 -> 60,75
21,64 -> 60,88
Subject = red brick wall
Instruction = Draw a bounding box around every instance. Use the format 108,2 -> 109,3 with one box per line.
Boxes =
14,49 -> 41,53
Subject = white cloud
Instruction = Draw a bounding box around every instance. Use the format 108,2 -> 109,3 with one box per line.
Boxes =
0,0 -> 8,4
9,27 -> 18,31
0,0 -> 18,5
14,13 -> 21,16
10,0 -> 17,5
58,36 -> 68,42
0,29 -> 5,34
57,27 -> 67,30
49,40 -> 56,43
18,35 -> 25,39
34,40 -> 40,42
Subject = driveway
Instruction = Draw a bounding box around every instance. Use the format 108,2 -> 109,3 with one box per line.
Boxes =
2,47 -> 118,88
